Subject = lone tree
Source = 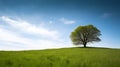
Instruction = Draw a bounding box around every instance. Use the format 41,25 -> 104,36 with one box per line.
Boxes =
70,24 -> 101,47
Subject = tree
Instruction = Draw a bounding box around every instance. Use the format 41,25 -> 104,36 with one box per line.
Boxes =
70,24 -> 101,47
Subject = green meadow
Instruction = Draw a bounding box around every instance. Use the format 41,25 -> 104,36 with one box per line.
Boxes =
0,47 -> 120,67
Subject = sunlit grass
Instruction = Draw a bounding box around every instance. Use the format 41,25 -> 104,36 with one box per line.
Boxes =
0,47 -> 120,67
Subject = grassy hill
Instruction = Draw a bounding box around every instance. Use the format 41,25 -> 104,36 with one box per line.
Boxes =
0,47 -> 120,67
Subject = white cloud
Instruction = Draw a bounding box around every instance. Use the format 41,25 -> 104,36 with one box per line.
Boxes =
49,21 -> 53,24
0,16 -> 71,50
1,16 -> 59,40
101,13 -> 112,18
0,27 -> 34,49
0,27 -> 27,43
59,17 -> 76,24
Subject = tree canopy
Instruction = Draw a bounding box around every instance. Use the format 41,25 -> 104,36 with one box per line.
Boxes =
70,24 -> 101,47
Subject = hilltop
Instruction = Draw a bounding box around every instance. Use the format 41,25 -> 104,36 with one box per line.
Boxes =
0,47 -> 120,67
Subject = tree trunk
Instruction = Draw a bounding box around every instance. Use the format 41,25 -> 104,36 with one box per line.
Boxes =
84,44 -> 86,47
83,42 -> 87,47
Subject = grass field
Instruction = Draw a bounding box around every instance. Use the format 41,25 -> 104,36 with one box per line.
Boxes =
0,47 -> 120,67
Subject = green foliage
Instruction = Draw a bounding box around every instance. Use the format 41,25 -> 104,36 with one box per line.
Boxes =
70,24 -> 101,47
0,48 -> 120,67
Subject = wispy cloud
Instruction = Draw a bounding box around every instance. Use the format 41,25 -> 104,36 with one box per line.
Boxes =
1,16 -> 59,40
101,13 -> 112,18
0,26 -> 34,49
0,16 -> 70,50
0,27 -> 28,44
49,21 -> 54,24
59,17 -> 76,24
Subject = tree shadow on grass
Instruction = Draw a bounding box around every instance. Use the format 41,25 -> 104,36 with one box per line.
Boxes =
75,46 -> 110,49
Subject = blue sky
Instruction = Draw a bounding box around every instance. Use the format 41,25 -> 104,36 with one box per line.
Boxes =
0,0 -> 120,50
